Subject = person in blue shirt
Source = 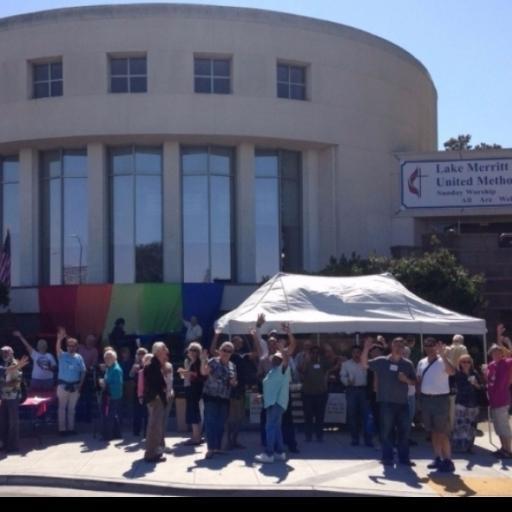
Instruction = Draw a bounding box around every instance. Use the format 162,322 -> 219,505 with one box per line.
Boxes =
56,327 -> 86,436
100,350 -> 124,441
255,347 -> 291,464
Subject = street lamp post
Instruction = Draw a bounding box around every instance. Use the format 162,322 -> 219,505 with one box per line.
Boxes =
69,234 -> 83,284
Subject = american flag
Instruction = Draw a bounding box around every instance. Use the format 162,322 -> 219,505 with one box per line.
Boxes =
0,230 -> 11,288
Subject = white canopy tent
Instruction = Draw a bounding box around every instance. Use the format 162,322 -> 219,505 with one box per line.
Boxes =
216,272 -> 487,336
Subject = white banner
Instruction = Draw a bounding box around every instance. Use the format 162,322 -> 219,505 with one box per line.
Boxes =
401,158 -> 512,209
323,393 -> 346,424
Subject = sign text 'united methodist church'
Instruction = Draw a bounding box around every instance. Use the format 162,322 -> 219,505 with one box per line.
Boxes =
401,158 -> 512,209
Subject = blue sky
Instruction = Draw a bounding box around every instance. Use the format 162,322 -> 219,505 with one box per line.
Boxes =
1,0 -> 511,149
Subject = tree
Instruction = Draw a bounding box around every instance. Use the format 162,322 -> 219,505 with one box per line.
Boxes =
443,134 -> 502,151
444,134 -> 472,151
319,241 -> 485,316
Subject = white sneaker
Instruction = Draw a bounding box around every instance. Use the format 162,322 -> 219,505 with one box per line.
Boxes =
274,452 -> 287,461
255,453 -> 274,463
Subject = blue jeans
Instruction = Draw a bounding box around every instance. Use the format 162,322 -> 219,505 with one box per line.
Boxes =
346,387 -> 372,444
203,398 -> 229,451
379,402 -> 411,462
266,404 -> 285,456
408,395 -> 416,426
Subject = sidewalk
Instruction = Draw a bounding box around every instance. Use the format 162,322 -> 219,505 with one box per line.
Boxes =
0,424 -> 511,496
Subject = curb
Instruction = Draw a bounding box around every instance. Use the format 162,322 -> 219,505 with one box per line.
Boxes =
0,474 -> 434,497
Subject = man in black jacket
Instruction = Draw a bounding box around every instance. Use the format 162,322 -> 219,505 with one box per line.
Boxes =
144,342 -> 169,463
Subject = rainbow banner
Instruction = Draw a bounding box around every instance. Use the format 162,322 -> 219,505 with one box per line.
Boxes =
38,283 -> 223,342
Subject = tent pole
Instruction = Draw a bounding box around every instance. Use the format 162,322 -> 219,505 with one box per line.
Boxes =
420,333 -> 424,353
483,333 -> 494,447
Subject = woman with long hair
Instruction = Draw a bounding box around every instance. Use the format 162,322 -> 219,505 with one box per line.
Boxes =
177,342 -> 204,446
451,354 -> 483,453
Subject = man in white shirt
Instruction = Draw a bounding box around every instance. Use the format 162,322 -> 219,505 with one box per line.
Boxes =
340,345 -> 372,446
417,337 -> 456,473
183,316 -> 203,344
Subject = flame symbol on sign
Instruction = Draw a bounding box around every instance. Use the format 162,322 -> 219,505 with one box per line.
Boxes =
408,167 -> 421,197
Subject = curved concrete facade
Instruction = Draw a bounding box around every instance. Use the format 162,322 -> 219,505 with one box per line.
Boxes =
0,4 -> 437,287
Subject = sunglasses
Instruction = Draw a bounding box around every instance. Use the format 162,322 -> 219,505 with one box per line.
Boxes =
221,349 -> 233,354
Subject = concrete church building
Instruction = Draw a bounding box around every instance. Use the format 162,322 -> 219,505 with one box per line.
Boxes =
0,4 -> 509,331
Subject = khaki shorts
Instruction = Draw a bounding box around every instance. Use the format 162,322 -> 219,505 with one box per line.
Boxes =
421,394 -> 451,434
491,406 -> 512,438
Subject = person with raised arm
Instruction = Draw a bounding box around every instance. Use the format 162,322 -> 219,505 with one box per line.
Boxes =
55,327 -> 86,436
183,316 -> 203,344
483,344 -> 512,459
200,341 -> 237,459
255,341 -> 291,464
13,330 -> 56,391
256,320 -> 299,454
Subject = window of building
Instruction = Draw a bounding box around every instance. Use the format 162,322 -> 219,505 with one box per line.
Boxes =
41,150 -> 88,285
277,63 -> 307,100
109,146 -> 162,283
194,57 -> 231,94
33,60 -> 63,99
255,150 -> 302,283
181,146 -> 234,282
0,156 -> 20,286
110,56 -> 147,93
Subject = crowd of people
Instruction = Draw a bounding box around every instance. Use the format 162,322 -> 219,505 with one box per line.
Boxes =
0,316 -> 511,473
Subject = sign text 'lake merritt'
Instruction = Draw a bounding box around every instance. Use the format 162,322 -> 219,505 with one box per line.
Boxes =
401,158 -> 512,208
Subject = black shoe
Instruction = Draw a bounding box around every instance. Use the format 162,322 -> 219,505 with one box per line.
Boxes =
399,459 -> 416,467
59,431 -> 67,437
288,446 -> 300,454
67,430 -> 77,436
438,459 -> 455,473
144,456 -> 166,463
427,457 -> 442,469
381,459 -> 394,466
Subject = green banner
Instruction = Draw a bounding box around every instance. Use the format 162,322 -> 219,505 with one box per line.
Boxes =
141,283 -> 182,333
